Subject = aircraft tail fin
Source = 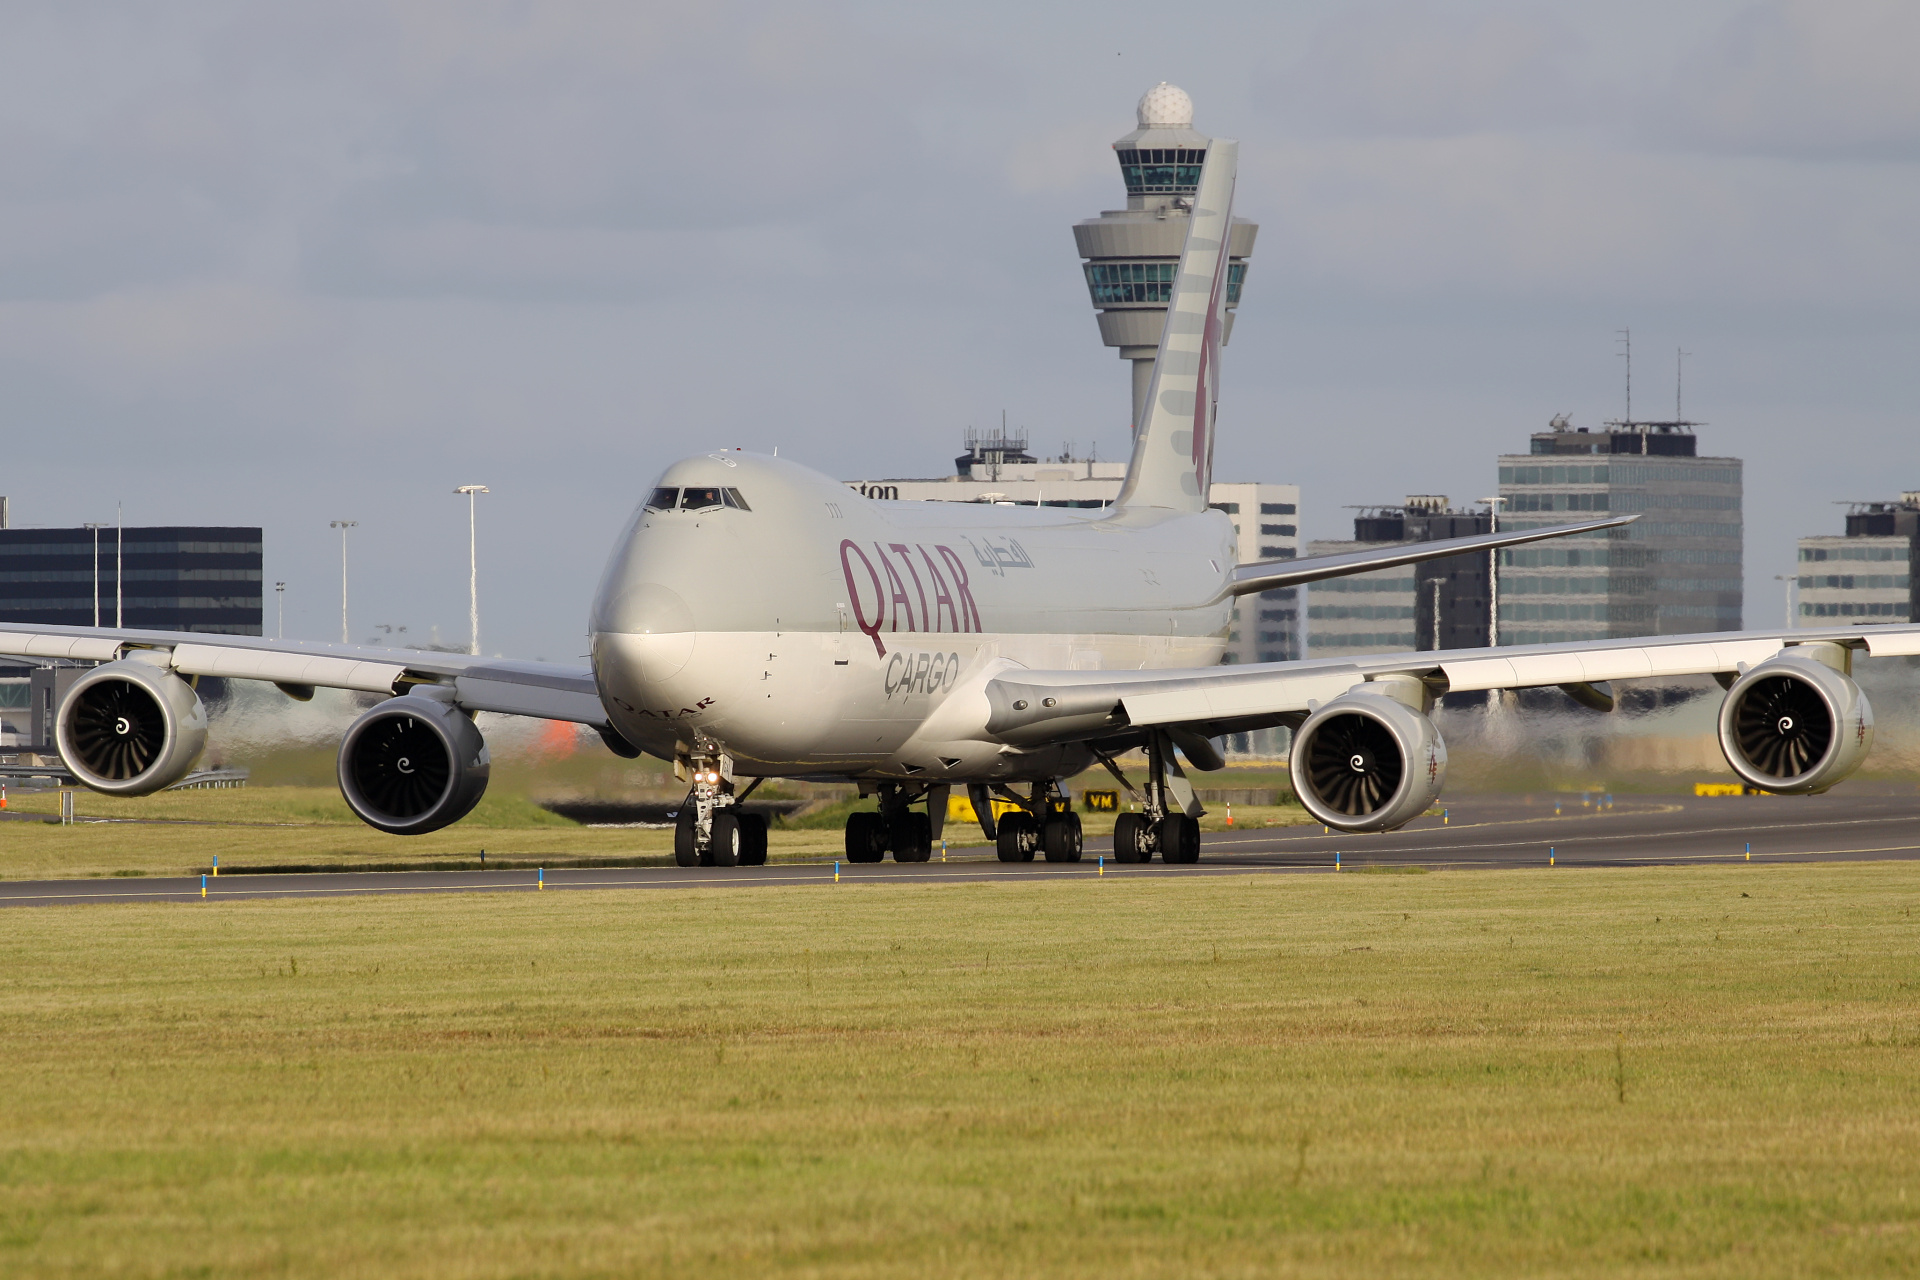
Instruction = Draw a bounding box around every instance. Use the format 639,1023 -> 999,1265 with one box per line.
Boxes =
1111,138 -> 1238,514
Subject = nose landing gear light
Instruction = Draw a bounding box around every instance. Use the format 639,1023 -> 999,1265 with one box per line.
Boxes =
673,750 -> 767,867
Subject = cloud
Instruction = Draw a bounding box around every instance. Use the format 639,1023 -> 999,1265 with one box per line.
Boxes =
1656,0 -> 1920,161
1259,2 -> 1590,139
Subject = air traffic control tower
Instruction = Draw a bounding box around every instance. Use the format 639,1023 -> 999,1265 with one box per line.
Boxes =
1074,84 -> 1257,437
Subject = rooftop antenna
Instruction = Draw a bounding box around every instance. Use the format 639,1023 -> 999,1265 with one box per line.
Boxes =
1676,346 -> 1690,422
1616,328 -> 1632,425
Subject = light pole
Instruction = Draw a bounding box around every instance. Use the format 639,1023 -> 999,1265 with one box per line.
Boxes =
115,502 -> 123,627
454,485 -> 489,656
1475,496 -> 1507,648
1774,573 -> 1795,629
275,582 -> 287,639
82,523 -> 108,627
330,521 -> 357,644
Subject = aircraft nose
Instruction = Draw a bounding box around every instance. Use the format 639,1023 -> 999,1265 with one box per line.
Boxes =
594,581 -> 695,682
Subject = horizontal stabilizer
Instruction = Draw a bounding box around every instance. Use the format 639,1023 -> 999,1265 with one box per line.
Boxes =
1228,514 -> 1636,597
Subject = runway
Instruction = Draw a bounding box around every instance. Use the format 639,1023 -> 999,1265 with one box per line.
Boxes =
4,788 -> 1919,908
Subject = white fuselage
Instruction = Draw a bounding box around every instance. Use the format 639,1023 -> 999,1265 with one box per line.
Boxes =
589,452 -> 1234,781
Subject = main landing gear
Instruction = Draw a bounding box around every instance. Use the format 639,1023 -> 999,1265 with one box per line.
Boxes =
1103,732 -> 1201,864
981,780 -> 1084,863
844,782 -> 940,863
673,750 -> 768,867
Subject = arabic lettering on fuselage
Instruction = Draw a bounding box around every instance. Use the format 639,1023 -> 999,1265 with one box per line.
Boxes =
966,536 -> 1033,577
838,541 -> 984,657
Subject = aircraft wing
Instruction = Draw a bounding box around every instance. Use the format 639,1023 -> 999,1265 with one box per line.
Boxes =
1228,514 -> 1634,596
0,623 -> 607,726
981,622 -> 1920,749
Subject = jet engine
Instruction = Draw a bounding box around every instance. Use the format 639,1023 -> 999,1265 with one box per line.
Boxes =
1717,648 -> 1873,795
54,658 -> 208,795
1290,686 -> 1447,833
337,694 -> 491,835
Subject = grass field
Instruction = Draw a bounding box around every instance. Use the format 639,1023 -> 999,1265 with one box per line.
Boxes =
3,863 -> 1918,1277
0,785 -> 1309,879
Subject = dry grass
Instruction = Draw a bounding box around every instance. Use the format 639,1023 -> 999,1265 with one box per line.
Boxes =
2,863 -> 1919,1276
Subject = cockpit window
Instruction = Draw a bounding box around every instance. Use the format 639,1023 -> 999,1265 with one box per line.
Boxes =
680,487 -> 724,510
645,487 -> 678,512
722,488 -> 751,511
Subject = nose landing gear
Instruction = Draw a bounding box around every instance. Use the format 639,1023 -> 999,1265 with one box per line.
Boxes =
673,750 -> 768,867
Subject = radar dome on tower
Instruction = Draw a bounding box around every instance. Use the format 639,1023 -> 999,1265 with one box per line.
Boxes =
1136,82 -> 1194,129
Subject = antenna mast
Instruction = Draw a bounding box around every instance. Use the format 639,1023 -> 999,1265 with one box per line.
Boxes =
1616,328 -> 1632,425
1676,347 -> 1690,421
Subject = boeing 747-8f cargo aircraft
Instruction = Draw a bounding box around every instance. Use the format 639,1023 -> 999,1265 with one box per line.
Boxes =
5,140 -> 1912,865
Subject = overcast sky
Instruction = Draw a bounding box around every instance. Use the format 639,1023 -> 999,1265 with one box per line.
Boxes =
4,0 -> 1916,656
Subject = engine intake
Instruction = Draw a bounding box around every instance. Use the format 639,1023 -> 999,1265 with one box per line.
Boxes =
1717,649 -> 1873,795
55,659 -> 208,796
1290,688 -> 1446,833
337,694 -> 491,835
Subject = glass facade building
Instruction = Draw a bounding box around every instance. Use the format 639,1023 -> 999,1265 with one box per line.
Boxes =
1495,421 -> 1742,645
1208,484 -> 1303,665
0,526 -> 263,635
1306,500 -> 1492,658
1795,496 -> 1918,627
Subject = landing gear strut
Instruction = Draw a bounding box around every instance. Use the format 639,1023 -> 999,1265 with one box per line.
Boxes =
844,783 -> 939,863
1102,733 -> 1200,864
673,749 -> 767,867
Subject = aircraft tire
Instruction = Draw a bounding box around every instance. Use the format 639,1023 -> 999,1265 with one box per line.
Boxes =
1112,813 -> 1151,862
891,811 -> 933,862
997,811 -> 1038,862
845,811 -> 886,863
1043,813 -> 1083,862
673,809 -> 699,867
1157,814 -> 1200,864
709,812 -> 742,867
738,812 -> 769,866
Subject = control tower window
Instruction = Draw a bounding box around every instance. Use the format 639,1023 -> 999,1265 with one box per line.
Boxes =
1227,262 -> 1246,305
1116,147 -> 1206,194
1085,261 -> 1176,305
645,487 -> 678,511
680,487 -> 724,510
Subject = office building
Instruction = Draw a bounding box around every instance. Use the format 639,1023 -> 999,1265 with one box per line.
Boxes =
1796,494 -> 1918,626
1306,497 -> 1491,658
1072,84 -> 1257,434
1496,415 -> 1742,644
0,526 -> 264,635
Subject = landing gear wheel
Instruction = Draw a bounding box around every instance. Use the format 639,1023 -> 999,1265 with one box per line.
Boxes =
709,812 -> 742,867
997,811 -> 1039,862
890,811 -> 932,862
1043,812 -> 1083,862
1112,813 -> 1151,863
1157,813 -> 1200,864
673,809 -> 699,867
738,812 -> 768,866
845,811 -> 886,863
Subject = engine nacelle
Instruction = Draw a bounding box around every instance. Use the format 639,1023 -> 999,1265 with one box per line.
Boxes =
55,659 -> 208,796
337,694 -> 491,835
1290,687 -> 1447,833
1717,648 -> 1873,795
